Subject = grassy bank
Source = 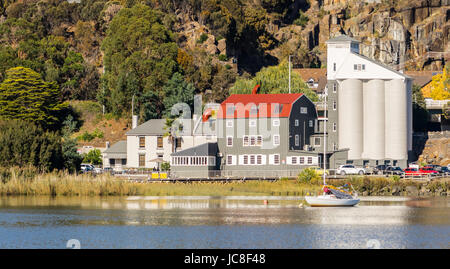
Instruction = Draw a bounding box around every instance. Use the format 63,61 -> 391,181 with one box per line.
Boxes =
0,167 -> 448,197
0,168 -> 321,196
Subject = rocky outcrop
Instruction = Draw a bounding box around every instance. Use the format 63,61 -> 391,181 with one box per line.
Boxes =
418,131 -> 450,166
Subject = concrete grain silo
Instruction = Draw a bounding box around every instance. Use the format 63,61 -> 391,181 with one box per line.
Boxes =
338,79 -> 363,160
326,35 -> 412,168
362,79 -> 385,160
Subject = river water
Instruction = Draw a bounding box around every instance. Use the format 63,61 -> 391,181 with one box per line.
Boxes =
0,196 -> 448,249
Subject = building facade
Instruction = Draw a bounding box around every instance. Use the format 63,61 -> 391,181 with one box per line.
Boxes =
325,35 -> 413,168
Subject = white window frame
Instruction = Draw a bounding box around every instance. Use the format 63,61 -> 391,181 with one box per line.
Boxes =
226,120 -> 233,127
295,135 -> 300,146
227,155 -> 236,165
249,120 -> 256,127
333,123 -> 337,132
314,137 -> 321,146
309,120 -> 313,127
243,135 -> 249,146
272,119 -> 280,127
273,135 -> 280,146
273,154 -> 280,165
226,136 -> 233,147
295,119 -> 299,126
300,107 -> 307,114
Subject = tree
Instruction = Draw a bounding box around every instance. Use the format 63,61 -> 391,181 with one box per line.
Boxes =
230,60 -> 318,101
0,67 -> 68,128
0,119 -> 63,171
101,4 -> 179,116
61,115 -> 83,172
82,149 -> 102,165
429,66 -> 450,100
162,72 -> 195,118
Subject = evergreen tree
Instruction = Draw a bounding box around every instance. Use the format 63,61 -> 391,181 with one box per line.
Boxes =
0,66 -> 68,128
162,72 -> 195,118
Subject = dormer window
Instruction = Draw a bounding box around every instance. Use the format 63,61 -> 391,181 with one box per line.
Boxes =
354,64 -> 365,71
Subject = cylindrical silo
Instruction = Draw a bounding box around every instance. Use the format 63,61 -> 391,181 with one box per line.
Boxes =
339,79 -> 363,160
385,79 -> 407,160
407,79 -> 413,152
362,79 -> 385,160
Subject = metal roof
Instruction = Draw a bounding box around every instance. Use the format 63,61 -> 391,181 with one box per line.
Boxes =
126,119 -> 167,136
351,52 -> 412,80
326,35 -> 360,43
103,140 -> 127,158
171,143 -> 218,157
218,93 -> 304,119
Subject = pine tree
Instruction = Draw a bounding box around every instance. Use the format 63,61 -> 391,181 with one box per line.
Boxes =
0,66 -> 68,128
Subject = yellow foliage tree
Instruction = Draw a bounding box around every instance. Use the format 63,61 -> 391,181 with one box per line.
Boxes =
429,66 -> 450,100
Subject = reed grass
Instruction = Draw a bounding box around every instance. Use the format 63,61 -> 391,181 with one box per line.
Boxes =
0,167 -> 321,196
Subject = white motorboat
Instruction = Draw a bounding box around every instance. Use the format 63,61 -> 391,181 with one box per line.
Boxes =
305,194 -> 360,207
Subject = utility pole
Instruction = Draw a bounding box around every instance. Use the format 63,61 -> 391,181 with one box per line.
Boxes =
323,86 -> 327,185
288,55 -> 292,94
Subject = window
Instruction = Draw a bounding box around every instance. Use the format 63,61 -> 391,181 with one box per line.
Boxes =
308,157 -> 313,164
309,120 -> 313,127
176,138 -> 182,148
333,101 -> 337,110
256,136 -> 262,146
139,137 -> 145,148
257,155 -> 262,165
300,107 -> 307,114
299,157 -> 305,164
139,154 -> 145,167
295,135 -> 300,146
226,120 -> 233,127
249,105 -> 258,115
250,155 -> 255,165
333,63 -> 336,72
227,136 -> 233,147
333,84 -> 337,93
243,155 -> 248,165
295,119 -> 299,126
333,123 -> 337,132
243,136 -> 249,146
110,159 -> 115,165
292,157 -> 297,165
314,137 -> 321,146
273,135 -> 280,146
226,105 -> 235,115
273,154 -> 280,165
273,119 -> 280,126
250,136 -> 256,146
227,155 -> 235,165
122,159 -> 127,165
333,143 -> 338,151
249,120 -> 256,127
272,104 -> 283,115
157,136 -> 163,149
354,64 -> 357,70
354,64 -> 364,71
362,64 -> 366,71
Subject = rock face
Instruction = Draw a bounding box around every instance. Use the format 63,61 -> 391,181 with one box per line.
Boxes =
418,131 -> 450,166
266,0 -> 449,70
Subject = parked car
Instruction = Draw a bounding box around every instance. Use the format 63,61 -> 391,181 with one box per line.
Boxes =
419,167 -> 439,175
440,166 -> 450,175
373,165 -> 391,175
336,165 -> 366,175
80,164 -> 94,173
385,166 -> 405,176
93,167 -> 103,174
404,168 -> 423,176
309,166 -> 329,176
423,165 -> 443,173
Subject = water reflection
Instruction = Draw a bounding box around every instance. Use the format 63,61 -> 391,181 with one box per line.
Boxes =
0,196 -> 449,248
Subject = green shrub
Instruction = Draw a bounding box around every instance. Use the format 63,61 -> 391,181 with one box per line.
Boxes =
161,162 -> 170,171
297,168 -> 320,183
218,54 -> 228,61
197,33 -> 208,44
293,11 -> 309,27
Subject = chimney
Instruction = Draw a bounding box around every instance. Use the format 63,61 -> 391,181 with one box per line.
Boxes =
132,115 -> 138,129
106,141 -> 110,149
252,84 -> 260,94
